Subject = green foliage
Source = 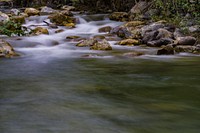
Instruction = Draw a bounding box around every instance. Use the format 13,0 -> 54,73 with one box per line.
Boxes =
0,20 -> 28,36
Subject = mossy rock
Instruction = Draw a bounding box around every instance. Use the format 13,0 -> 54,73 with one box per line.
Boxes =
118,39 -> 140,46
24,8 -> 40,16
49,13 -> 75,26
0,39 -> 19,58
32,27 -> 49,35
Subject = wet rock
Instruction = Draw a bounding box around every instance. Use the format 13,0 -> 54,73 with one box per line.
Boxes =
93,35 -> 106,41
40,6 -> 57,15
118,39 -> 140,46
10,15 -> 25,24
147,38 -> 174,47
174,28 -> 184,39
43,21 -> 58,29
174,45 -> 196,53
48,13 -> 75,26
157,44 -> 174,55
24,8 -> 40,16
124,21 -> 144,27
0,39 -> 19,58
142,30 -> 158,44
55,29 -> 65,33
0,11 -> 9,23
177,36 -> 196,45
64,23 -> 75,28
76,38 -> 97,47
10,9 -> 20,16
98,26 -> 112,33
156,28 -> 173,40
141,21 -> 165,36
104,34 -> 122,41
32,27 -> 49,35
90,39 -> 112,50
123,51 -> 144,57
66,36 -> 81,39
109,12 -> 128,21
110,26 -> 132,38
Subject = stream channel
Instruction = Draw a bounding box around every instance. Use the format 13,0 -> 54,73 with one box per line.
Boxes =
0,13 -> 200,133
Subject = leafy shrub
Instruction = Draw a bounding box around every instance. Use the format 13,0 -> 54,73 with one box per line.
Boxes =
0,20 -> 29,36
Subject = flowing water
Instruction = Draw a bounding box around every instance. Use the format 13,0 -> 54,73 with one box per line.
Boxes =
0,14 -> 200,133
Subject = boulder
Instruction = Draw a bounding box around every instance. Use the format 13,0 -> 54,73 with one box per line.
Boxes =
76,38 -> 97,47
174,45 -> 196,53
90,39 -> 112,50
48,13 -> 75,26
156,28 -> 173,40
40,6 -> 57,15
157,44 -> 174,55
141,21 -> 165,36
110,26 -> 132,38
10,9 -> 20,16
24,8 -> 40,16
0,11 -> 9,23
118,39 -> 140,46
129,1 -> 152,20
109,12 -> 128,21
0,39 -> 19,58
147,38 -> 174,47
98,26 -> 112,33
32,27 -> 49,35
177,36 -> 196,45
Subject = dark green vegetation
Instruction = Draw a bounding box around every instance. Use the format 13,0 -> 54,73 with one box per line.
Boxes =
0,20 -> 28,36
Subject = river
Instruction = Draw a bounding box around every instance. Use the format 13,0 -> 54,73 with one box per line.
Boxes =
0,13 -> 200,133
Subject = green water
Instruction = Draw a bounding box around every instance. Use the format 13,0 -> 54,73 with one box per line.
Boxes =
0,56 -> 200,133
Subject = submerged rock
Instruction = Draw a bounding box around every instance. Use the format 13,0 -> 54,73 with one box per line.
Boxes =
123,51 -> 144,57
0,39 -> 19,58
